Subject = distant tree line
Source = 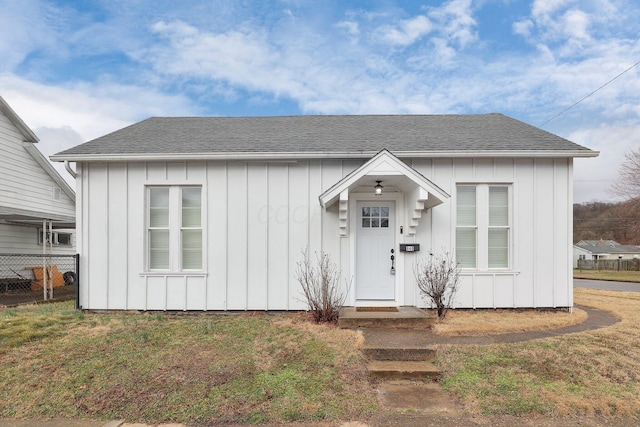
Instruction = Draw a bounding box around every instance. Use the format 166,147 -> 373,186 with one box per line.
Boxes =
574,148 -> 640,245
574,200 -> 640,244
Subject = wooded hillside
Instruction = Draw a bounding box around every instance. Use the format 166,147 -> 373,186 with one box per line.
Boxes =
574,200 -> 640,244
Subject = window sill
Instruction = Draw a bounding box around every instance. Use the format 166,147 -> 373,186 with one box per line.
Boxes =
460,270 -> 520,275
140,272 -> 208,277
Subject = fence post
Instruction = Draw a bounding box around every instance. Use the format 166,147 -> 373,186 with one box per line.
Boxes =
75,253 -> 80,310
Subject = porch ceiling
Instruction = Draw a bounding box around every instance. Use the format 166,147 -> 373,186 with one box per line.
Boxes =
0,207 -> 75,229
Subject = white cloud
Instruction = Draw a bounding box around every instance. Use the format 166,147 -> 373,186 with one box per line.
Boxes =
532,0 -> 570,18
377,15 -> 432,46
0,0 -> 62,71
0,73 -> 197,143
426,0 -> 477,48
563,9 -> 590,40
570,121 -> 640,203
335,20 -> 360,37
513,19 -> 534,37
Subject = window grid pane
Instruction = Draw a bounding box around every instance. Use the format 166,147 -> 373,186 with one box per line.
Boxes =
182,230 -> 202,270
488,228 -> 509,268
149,188 -> 170,227
457,186 -> 476,226
361,206 -> 390,228
489,186 -> 508,226
149,230 -> 169,269
456,227 -> 477,268
182,188 -> 202,227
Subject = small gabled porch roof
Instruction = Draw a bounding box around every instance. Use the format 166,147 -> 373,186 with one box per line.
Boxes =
319,149 -> 449,209
319,149 -> 450,236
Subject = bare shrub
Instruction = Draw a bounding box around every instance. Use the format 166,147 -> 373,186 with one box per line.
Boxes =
295,250 -> 351,324
415,250 -> 460,319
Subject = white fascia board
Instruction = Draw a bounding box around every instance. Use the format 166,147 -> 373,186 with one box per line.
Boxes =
50,149 -> 600,162
23,143 -> 76,201
0,96 -> 39,143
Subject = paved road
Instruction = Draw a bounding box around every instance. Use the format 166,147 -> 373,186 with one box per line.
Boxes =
574,278 -> 640,292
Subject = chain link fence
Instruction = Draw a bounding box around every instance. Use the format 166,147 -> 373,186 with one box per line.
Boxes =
0,254 -> 78,307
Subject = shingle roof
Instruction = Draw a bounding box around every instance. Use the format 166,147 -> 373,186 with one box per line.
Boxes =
52,113 -> 597,160
576,240 -> 640,255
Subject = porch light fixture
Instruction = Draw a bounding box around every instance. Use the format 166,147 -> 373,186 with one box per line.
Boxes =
374,181 -> 383,196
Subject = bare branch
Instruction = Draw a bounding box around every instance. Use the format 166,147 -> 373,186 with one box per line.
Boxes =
611,148 -> 640,201
414,250 -> 460,319
295,249 -> 351,324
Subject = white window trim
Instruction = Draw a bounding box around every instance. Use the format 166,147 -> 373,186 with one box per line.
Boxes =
454,182 -> 513,271
145,185 -> 206,273
38,229 -> 73,246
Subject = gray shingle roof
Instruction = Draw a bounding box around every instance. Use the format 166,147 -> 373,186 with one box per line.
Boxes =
576,240 -> 640,255
52,113 -> 597,159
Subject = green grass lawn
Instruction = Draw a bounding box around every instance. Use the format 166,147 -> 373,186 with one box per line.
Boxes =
438,288 -> 640,418
573,269 -> 640,282
4,290 -> 640,424
0,302 -> 377,425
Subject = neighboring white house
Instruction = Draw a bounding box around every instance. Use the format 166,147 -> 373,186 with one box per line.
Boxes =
0,96 -> 76,255
52,114 -> 598,311
573,240 -> 640,267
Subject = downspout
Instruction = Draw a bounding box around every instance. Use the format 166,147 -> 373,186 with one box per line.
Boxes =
42,221 -> 47,301
64,161 -> 77,179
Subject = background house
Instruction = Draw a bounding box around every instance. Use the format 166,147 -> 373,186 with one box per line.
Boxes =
0,96 -> 76,253
52,114 -> 598,311
573,240 -> 640,268
0,96 -> 76,302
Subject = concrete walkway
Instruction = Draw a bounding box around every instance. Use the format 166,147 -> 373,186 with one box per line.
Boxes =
362,305 -> 620,347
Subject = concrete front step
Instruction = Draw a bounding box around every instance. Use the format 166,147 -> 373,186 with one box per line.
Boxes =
368,360 -> 441,380
339,307 -> 436,329
363,346 -> 437,361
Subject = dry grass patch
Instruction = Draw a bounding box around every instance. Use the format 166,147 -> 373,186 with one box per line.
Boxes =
438,288 -> 640,418
433,307 -> 587,336
0,303 -> 377,425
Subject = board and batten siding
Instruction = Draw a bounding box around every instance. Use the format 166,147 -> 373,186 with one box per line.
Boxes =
407,157 -> 573,309
77,156 -> 574,310
0,113 -> 75,220
77,160 -> 360,310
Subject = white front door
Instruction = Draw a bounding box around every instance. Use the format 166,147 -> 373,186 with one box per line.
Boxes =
356,201 -> 396,300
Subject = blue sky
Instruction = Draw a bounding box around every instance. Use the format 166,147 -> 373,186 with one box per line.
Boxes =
1,0 -> 639,203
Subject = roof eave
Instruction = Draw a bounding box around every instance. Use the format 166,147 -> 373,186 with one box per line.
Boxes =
0,96 -> 39,143
51,149 -> 600,162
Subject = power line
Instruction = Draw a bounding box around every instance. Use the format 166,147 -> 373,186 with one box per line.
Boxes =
540,59 -> 640,127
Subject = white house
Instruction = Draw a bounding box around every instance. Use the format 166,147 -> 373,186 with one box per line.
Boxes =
574,240 -> 640,268
51,114 -> 598,311
0,96 -> 76,254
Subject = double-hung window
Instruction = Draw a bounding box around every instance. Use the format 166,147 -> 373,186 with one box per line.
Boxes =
148,186 -> 202,271
456,184 -> 511,269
